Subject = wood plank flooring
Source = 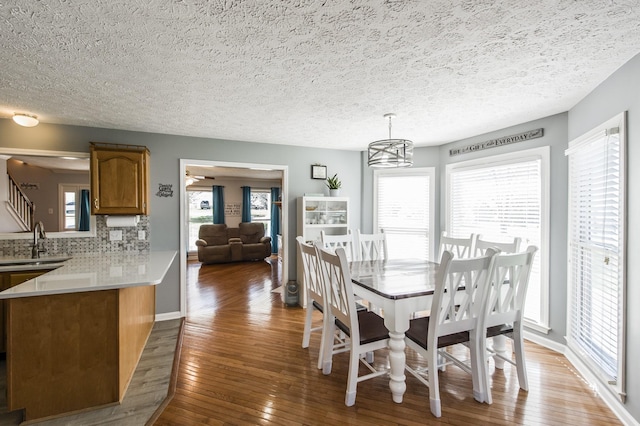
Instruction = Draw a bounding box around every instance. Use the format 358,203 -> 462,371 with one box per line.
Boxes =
154,258 -> 621,425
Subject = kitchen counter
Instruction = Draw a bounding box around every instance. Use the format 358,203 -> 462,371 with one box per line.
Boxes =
0,251 -> 176,299
0,250 -> 177,421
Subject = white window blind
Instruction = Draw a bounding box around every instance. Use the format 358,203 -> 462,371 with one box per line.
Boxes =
375,169 -> 433,260
447,152 -> 546,326
566,115 -> 626,401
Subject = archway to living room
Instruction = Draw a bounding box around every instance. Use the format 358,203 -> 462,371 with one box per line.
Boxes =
178,158 -> 289,317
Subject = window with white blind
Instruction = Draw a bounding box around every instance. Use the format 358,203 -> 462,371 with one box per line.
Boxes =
374,168 -> 435,260
446,147 -> 550,331
566,112 -> 626,401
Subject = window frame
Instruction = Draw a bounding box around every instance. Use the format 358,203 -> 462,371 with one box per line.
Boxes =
445,146 -> 550,332
565,112 -> 627,402
373,167 -> 436,261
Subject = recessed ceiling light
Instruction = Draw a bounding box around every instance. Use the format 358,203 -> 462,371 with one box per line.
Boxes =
12,113 -> 39,127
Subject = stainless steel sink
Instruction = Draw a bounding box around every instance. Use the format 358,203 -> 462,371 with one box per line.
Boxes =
0,256 -> 71,268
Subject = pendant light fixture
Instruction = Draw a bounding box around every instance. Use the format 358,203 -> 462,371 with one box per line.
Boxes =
12,113 -> 39,127
367,113 -> 413,168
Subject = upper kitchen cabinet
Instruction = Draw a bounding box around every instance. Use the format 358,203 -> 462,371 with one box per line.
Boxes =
90,143 -> 150,215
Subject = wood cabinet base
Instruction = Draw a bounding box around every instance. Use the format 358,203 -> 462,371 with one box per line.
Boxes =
5,286 -> 155,420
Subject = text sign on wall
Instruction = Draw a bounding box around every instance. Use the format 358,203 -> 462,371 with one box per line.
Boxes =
225,203 -> 241,217
449,128 -> 544,156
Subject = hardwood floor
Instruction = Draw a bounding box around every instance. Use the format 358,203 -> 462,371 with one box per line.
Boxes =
154,258 -> 620,425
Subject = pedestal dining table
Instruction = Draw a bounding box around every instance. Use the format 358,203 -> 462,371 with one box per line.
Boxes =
349,258 -> 441,404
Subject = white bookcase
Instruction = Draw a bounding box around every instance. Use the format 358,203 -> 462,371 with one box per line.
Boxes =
296,196 -> 350,307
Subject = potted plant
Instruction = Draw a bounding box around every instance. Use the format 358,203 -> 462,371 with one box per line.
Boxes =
326,173 -> 342,196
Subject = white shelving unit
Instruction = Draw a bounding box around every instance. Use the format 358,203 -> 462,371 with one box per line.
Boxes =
296,196 -> 349,307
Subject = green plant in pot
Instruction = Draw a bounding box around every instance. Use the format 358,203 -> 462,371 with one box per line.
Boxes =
326,173 -> 342,196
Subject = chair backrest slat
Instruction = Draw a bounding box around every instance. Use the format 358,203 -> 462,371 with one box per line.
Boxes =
356,229 -> 388,261
296,236 -> 324,305
439,232 -> 476,259
316,245 -> 359,341
483,246 -> 537,329
473,235 -> 522,257
321,230 -> 358,261
429,248 -> 498,339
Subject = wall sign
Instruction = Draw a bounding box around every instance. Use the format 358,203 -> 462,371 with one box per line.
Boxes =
225,203 -> 241,216
20,183 -> 39,190
156,183 -> 173,197
449,128 -> 544,156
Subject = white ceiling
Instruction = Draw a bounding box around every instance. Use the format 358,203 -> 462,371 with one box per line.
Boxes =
1,1 -> 639,151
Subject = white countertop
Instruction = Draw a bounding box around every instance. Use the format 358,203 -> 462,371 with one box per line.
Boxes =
0,251 -> 177,299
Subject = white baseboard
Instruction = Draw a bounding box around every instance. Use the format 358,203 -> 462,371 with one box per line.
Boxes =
563,348 -> 638,426
155,311 -> 183,322
523,330 -> 565,354
524,331 -> 638,426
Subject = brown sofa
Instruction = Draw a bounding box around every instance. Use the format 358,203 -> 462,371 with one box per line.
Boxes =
196,223 -> 272,264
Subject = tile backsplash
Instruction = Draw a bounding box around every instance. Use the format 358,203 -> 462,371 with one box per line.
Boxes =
0,216 -> 150,257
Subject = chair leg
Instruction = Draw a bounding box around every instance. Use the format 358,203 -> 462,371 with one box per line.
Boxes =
479,335 -> 492,405
512,329 -> 529,391
321,321 -> 335,375
428,350 -> 442,417
345,347 -> 359,406
302,302 -> 314,349
469,337 -> 487,403
317,313 -> 330,370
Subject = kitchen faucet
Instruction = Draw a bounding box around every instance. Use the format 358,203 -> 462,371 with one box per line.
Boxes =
32,221 -> 47,258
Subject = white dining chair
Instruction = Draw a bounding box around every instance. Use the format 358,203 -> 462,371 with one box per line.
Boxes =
315,245 -> 390,407
438,231 -> 476,259
320,229 -> 358,261
355,229 -> 388,261
297,236 -> 334,369
473,235 -> 522,257
479,246 -> 537,404
404,248 -> 498,417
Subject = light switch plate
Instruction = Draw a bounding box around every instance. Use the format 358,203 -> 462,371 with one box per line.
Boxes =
138,230 -> 146,240
109,230 -> 123,241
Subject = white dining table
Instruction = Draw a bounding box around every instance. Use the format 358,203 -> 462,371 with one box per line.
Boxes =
349,258 -> 440,404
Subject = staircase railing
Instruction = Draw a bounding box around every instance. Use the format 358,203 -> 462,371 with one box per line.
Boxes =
6,172 -> 34,231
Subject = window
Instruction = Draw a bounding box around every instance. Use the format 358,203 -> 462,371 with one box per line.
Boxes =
446,147 -> 549,331
251,189 -> 271,236
187,190 -> 213,252
374,168 -> 435,260
59,184 -> 89,231
566,112 -> 626,401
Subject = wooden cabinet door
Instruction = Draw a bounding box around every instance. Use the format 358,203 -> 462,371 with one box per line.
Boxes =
1,269 -> 51,353
91,145 -> 149,215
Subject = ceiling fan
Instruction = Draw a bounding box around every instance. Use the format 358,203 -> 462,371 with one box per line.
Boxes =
185,171 -> 215,186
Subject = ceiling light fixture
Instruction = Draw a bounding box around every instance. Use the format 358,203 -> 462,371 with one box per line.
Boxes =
12,113 -> 39,127
367,113 -> 413,168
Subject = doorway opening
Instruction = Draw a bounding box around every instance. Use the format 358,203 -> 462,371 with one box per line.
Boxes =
179,159 -> 288,316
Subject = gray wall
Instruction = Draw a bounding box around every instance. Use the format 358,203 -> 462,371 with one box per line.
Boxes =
567,52 -> 640,422
0,121 -> 363,315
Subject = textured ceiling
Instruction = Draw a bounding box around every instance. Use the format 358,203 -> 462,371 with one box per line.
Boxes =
1,1 -> 639,151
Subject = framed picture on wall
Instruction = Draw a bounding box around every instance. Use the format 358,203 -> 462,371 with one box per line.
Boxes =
311,164 -> 327,180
